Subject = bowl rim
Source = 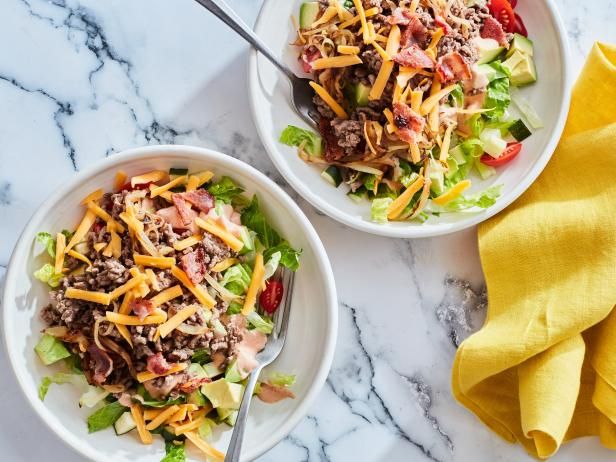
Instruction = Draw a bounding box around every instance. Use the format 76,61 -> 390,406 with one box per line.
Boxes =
1,144 -> 338,462
248,0 -> 573,238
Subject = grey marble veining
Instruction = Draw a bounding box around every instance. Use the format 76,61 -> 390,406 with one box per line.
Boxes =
0,1 -> 615,461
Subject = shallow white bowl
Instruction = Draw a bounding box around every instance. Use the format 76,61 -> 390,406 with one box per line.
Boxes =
1,145 -> 338,462
249,0 -> 572,238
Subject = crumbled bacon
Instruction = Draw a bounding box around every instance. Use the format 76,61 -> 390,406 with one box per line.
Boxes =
481,16 -> 509,47
179,377 -> 211,393
399,15 -> 430,48
436,52 -> 472,83
172,194 -> 193,226
179,189 -> 215,213
393,102 -> 425,144
87,344 -> 113,385
146,352 -> 171,375
434,15 -> 453,35
179,247 -> 207,284
394,45 -> 435,69
301,47 -> 321,73
131,298 -> 155,321
387,7 -> 414,26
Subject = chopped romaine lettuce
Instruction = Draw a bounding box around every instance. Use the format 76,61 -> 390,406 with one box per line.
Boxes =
35,232 -> 56,257
371,197 -> 393,223
484,62 -> 511,120
241,196 -> 301,271
510,87 -> 544,129
207,176 -> 245,204
443,185 -> 503,211
449,83 -> 464,107
191,348 -> 210,365
33,263 -> 63,288
221,264 -> 252,295
227,302 -> 243,315
268,373 -> 296,387
263,251 -> 281,279
162,441 -> 186,462
87,401 -> 128,433
35,334 -> 71,365
247,311 -> 274,334
38,372 -> 86,401
279,125 -> 323,157
79,386 -> 110,408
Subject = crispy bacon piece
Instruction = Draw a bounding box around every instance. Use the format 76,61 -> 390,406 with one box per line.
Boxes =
131,298 -> 155,321
481,16 -> 509,47
179,247 -> 207,285
157,205 -> 198,232
319,118 -> 346,162
257,382 -> 296,404
179,377 -> 211,394
172,194 -> 193,226
87,344 -> 113,385
180,189 -> 215,213
301,47 -> 321,73
393,102 -> 425,144
394,45 -> 435,69
436,52 -> 472,83
387,7 -> 414,26
397,12 -> 430,48
147,352 -> 171,375
434,15 -> 453,35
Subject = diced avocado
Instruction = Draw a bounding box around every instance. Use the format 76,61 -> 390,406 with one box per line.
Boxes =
201,379 -> 243,409
503,51 -> 537,86
474,63 -> 506,83
506,33 -> 534,58
474,158 -> 496,180
202,361 -> 224,379
428,159 -> 446,195
225,410 -> 239,427
225,358 -> 247,383
354,83 -> 370,107
479,128 -> 507,158
216,407 -> 233,421
188,389 -> 208,406
299,2 -> 320,29
113,411 -> 136,435
187,363 -> 207,379
474,37 -> 505,65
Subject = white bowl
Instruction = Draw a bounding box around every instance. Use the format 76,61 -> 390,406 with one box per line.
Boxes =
249,0 -> 572,238
1,145 -> 338,462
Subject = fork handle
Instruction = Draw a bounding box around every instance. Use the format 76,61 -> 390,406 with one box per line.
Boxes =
224,365 -> 263,462
193,0 -> 296,80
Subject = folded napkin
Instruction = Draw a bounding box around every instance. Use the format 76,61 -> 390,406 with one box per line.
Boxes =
452,42 -> 616,459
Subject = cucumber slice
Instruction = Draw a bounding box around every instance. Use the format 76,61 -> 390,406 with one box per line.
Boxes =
188,390 -> 208,406
347,189 -> 368,203
299,2 -> 320,29
508,119 -> 532,141
225,410 -> 239,427
113,411 -> 136,435
321,166 -> 343,187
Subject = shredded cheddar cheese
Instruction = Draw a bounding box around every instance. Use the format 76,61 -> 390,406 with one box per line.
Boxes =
86,201 -> 125,233
309,81 -> 348,119
80,188 -> 104,205
114,171 -> 128,191
337,45 -> 360,55
312,55 -> 362,70
105,311 -> 167,326
110,274 -> 148,301
170,266 -> 216,309
439,124 -> 455,163
184,431 -> 224,461
387,176 -> 425,219
136,363 -> 188,383
149,285 -> 183,308
65,288 -> 111,305
433,180 -> 472,205
131,170 -> 167,187
150,176 -> 187,198
339,6 -> 378,29
311,6 -> 338,28
242,253 -> 264,315
133,254 -> 175,269
195,218 -> 244,252
145,405 -> 180,431
158,305 -> 198,339
131,404 -> 153,445
54,232 -> 66,274
172,234 -> 202,251
67,249 -> 92,267
65,210 -> 96,254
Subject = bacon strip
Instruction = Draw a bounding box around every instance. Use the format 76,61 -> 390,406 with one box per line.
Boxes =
172,194 -> 193,226
436,52 -> 472,83
393,102 -> 425,144
179,247 -> 207,285
131,298 -> 155,321
179,190 -> 215,213
481,16 -> 508,47
394,45 -> 435,69
146,352 -> 171,375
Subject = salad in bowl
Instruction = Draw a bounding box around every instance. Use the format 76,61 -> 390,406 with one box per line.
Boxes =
280,0 -> 542,224
31,166 -> 300,461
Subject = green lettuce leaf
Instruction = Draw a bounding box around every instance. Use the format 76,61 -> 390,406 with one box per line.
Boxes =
247,311 -> 274,334
484,61 -> 511,120
241,196 -> 301,271
443,185 -> 503,211
226,302 -> 243,315
87,401 -> 128,433
198,418 -> 216,441
162,442 -> 186,462
35,334 -> 71,365
36,232 -> 56,257
449,83 -> 464,107
207,176 -> 245,204
279,125 -> 323,157
190,349 -> 210,365
38,372 -> 86,401
33,263 -> 63,288
221,264 -> 252,295
370,197 -> 393,223
268,372 -> 296,387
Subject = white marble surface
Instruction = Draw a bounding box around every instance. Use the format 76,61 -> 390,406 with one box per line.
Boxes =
0,0 -> 615,461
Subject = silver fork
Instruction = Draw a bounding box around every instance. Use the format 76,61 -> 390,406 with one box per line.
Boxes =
193,0 -> 319,128
224,268 -> 296,462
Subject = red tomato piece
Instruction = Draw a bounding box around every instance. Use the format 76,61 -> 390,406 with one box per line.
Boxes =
513,13 -> 528,37
508,0 -> 517,8
487,0 -> 515,33
481,142 -> 523,167
259,279 -> 284,314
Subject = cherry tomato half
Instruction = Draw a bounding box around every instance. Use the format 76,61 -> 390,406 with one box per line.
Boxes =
481,142 -> 523,167
259,279 -> 284,314
513,13 -> 528,37
488,0 -> 516,33
507,0 -> 517,8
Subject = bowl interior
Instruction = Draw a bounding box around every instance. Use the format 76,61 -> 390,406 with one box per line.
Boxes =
249,0 -> 570,237
2,146 -> 336,462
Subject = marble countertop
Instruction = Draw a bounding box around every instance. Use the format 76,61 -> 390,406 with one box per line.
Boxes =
0,0 -> 614,461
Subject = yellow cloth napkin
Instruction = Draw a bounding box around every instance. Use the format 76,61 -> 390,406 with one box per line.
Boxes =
452,42 -> 616,459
